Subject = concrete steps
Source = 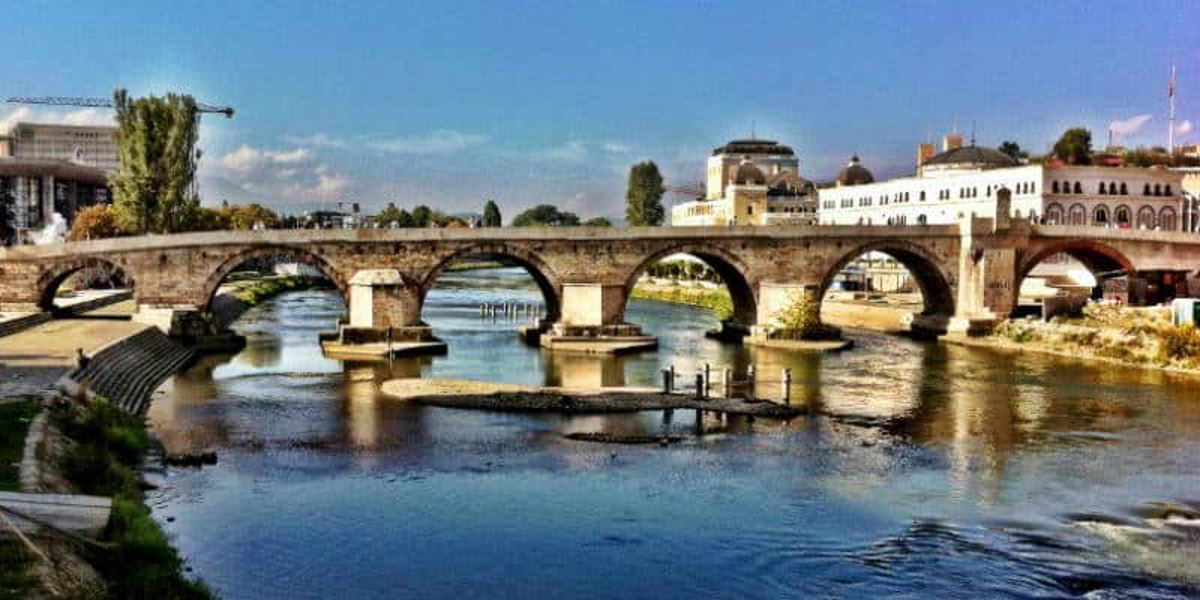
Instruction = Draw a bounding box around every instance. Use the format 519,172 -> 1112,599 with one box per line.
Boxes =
69,328 -> 194,415
0,312 -> 51,338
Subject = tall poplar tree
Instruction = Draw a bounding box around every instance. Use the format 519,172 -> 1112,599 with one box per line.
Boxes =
481,199 -> 502,227
109,89 -> 201,234
625,161 -> 665,226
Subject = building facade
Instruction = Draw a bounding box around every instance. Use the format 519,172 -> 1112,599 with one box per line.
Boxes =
819,134 -> 1191,232
672,138 -> 819,226
0,122 -> 117,237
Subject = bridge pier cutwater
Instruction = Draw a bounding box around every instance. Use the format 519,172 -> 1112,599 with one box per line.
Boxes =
3,217 -> 1199,353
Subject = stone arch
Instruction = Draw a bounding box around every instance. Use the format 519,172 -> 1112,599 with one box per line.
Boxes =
620,242 -> 758,327
1136,206 -> 1156,230
1045,202 -> 1065,224
1016,239 -> 1135,287
37,257 -> 134,311
1114,204 -> 1132,227
818,239 -> 956,317
1068,203 -> 1087,225
420,243 -> 563,321
1159,206 -> 1177,231
200,245 -> 350,308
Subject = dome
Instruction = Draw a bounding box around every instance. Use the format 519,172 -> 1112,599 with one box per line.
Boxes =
835,155 -> 875,186
712,139 -> 795,157
767,170 -> 816,197
921,146 -> 1018,170
732,160 -> 767,185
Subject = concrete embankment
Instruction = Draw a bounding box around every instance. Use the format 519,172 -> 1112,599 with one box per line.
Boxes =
381,378 -> 804,418
63,327 -> 194,415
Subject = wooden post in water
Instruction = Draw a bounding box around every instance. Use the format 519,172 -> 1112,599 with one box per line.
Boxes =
662,369 -> 672,394
722,368 -> 731,398
694,373 -> 704,400
703,363 -> 711,397
669,365 -> 676,392
782,368 -> 792,405
746,364 -> 756,401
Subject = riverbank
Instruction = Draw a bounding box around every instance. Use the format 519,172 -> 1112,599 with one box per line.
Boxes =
211,275 -> 330,330
381,378 -> 803,418
630,280 -> 733,319
953,304 -> 1200,377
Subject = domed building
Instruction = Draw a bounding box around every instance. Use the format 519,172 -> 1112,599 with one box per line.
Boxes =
817,131 -> 1187,232
835,155 -> 875,186
672,138 -> 819,226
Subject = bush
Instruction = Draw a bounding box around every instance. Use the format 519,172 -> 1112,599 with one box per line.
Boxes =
1156,324 -> 1200,364
772,290 -> 841,341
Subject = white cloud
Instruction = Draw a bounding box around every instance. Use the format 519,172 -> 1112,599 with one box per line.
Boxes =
282,132 -> 347,149
602,142 -> 631,154
1176,120 -> 1194,135
365,130 -> 487,154
210,144 -> 351,202
1108,113 -> 1152,136
535,140 -> 589,161
0,106 -> 115,131
219,145 -> 312,172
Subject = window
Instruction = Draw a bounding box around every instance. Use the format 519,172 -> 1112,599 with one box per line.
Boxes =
1045,202 -> 1064,224
1030,182 -> 1035,195
920,190 -> 926,201
1094,205 -> 1109,225
1166,185 -> 1173,196
1052,181 -> 1060,193
1160,206 -> 1177,231
1144,183 -> 1152,196
1137,206 -> 1156,229
917,214 -> 927,225
1068,203 -> 1087,225
1074,182 -> 1082,194
1109,181 -> 1117,195
1154,184 -> 1162,196
1115,205 -> 1130,227
1099,182 -> 1107,194
1120,183 -> 1128,195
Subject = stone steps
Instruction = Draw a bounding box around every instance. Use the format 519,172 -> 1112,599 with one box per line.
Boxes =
70,328 -> 194,415
0,312 -> 52,338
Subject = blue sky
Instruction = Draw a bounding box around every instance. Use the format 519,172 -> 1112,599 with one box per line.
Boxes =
2,0 -> 1197,221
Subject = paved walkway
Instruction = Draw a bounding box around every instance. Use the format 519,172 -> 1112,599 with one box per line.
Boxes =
0,319 -> 148,398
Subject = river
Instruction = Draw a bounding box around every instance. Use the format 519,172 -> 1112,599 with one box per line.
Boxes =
146,267 -> 1200,599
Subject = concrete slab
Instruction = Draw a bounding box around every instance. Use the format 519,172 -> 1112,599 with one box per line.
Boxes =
539,335 -> 658,355
745,338 -> 854,352
320,339 -> 448,359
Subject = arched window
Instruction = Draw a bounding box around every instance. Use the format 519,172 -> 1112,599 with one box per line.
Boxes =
1165,185 -> 1173,196
1159,206 -> 1177,231
1144,183 -> 1152,196
1030,182 -> 1036,195
1115,205 -> 1131,227
917,214 -> 927,225
1052,181 -> 1059,193
1094,205 -> 1109,226
1154,184 -> 1162,196
1074,182 -> 1082,194
1099,182 -> 1107,194
1045,202 -> 1065,224
1137,206 -> 1156,229
1068,203 -> 1087,225
1120,182 -> 1128,195
1109,181 -> 1117,195
920,190 -> 926,201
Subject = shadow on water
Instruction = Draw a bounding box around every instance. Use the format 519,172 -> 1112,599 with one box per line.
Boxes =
146,274 -> 1200,599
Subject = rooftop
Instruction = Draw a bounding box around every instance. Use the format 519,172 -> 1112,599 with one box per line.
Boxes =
712,139 -> 795,157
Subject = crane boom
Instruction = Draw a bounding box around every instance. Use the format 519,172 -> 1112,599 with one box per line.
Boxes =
6,96 -> 234,118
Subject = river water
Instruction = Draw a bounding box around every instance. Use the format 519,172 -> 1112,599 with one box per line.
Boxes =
146,268 -> 1200,599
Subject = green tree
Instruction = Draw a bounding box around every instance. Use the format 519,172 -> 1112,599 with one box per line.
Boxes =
373,202 -> 410,227
998,141 -> 1027,159
773,290 -> 840,341
411,205 -> 433,228
625,161 -> 665,226
583,216 -> 612,227
109,89 -> 202,234
228,203 -> 279,230
481,199 -> 502,227
511,204 -> 581,227
1052,128 -> 1093,165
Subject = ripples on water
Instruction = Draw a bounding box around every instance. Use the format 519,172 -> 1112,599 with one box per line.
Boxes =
146,269 -> 1200,599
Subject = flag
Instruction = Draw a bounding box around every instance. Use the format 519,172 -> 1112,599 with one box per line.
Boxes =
1169,65 -> 1176,98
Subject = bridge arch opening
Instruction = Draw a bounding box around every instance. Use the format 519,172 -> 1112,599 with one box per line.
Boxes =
38,258 -> 134,315
621,245 -> 757,339
201,246 -> 348,327
1015,241 -> 1139,317
420,245 -> 562,324
818,241 -> 955,334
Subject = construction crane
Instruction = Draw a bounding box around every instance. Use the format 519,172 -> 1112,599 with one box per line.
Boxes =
6,96 -> 234,118
664,183 -> 706,202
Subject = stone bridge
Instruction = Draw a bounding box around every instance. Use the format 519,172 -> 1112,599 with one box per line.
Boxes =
3,200 -> 1200,349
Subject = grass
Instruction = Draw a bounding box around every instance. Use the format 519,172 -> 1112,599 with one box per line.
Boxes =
54,398 -> 214,600
0,397 -> 40,491
631,282 -> 734,320
229,275 -> 329,306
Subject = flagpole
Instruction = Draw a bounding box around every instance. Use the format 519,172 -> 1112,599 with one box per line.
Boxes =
1168,64 -> 1176,155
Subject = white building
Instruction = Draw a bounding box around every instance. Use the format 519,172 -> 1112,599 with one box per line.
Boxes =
819,134 -> 1190,231
672,138 -> 819,226
0,122 -> 118,236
